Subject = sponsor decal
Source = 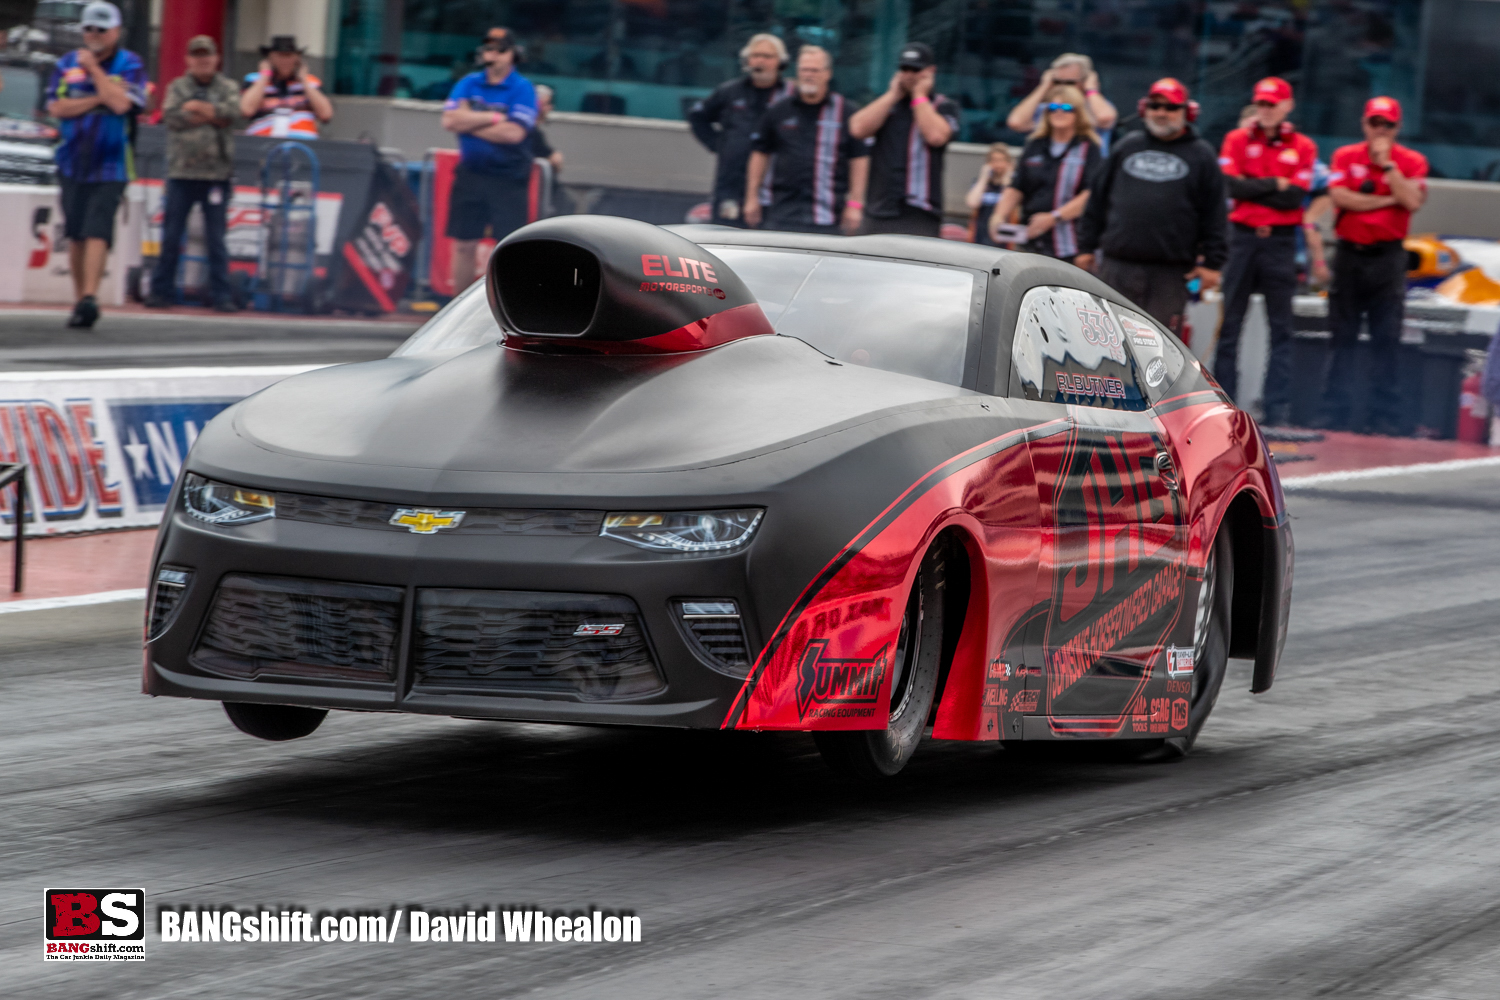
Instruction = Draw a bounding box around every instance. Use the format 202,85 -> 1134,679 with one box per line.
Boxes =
389,508 -> 465,534
982,686 -> 1007,708
987,659 -> 1012,679
794,638 -> 888,720
1246,144 -> 1263,158
640,254 -> 719,283
1145,357 -> 1167,387
1350,163 -> 1368,179
638,280 -> 727,299
1129,695 -> 1173,734
1049,562 -> 1184,699
1122,150 -> 1189,183
1120,317 -> 1159,348
1171,697 -> 1190,729
1279,147 -> 1300,164
574,623 -> 625,637
63,67 -> 88,84
0,399 -> 122,523
1164,644 -> 1195,678
1076,307 -> 1126,363
1165,678 -> 1192,694
1011,689 -> 1040,713
45,889 -> 145,961
1056,372 -> 1127,400
108,400 -> 237,511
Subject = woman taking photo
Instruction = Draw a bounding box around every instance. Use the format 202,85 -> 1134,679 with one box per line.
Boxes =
989,85 -> 1102,262
966,143 -> 1016,245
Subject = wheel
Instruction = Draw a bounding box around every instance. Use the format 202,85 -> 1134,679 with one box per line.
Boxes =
1158,528 -> 1234,757
814,543 -> 947,780
223,702 -> 328,741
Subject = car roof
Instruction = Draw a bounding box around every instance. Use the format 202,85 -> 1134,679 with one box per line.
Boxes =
665,225 -> 1016,271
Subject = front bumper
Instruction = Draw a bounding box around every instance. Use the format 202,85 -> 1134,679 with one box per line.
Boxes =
143,507 -> 760,729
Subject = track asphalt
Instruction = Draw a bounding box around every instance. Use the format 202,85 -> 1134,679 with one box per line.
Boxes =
4,463 -> 1500,998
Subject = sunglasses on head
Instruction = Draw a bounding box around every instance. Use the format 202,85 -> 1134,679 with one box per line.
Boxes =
1366,117 -> 1397,129
1146,101 -> 1184,112
1047,102 -> 1076,113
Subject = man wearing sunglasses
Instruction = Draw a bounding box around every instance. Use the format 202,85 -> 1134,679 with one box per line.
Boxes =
1214,77 -> 1317,424
1319,97 -> 1428,434
45,0 -> 146,329
1076,78 -> 1226,336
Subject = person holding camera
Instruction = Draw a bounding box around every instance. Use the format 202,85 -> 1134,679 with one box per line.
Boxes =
146,35 -> 242,311
1318,97 -> 1428,434
440,27 -> 538,290
240,35 -> 333,138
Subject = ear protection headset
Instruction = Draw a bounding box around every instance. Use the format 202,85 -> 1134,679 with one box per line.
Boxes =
740,33 -> 790,72
1137,95 -> 1200,122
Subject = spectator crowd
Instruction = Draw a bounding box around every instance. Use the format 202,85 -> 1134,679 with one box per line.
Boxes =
45,4 -> 1453,438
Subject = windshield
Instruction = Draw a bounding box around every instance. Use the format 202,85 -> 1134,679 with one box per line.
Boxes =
710,247 -> 976,387
390,284 -> 498,357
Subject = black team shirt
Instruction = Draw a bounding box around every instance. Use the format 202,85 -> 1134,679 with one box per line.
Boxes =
865,94 -> 961,219
689,76 -> 797,205
749,92 -> 869,228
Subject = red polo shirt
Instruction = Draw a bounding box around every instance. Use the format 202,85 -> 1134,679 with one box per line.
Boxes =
1328,141 -> 1429,244
1219,124 -> 1318,227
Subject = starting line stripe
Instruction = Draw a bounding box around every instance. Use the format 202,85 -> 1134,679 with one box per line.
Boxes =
1281,454 -> 1500,489
0,588 -> 147,614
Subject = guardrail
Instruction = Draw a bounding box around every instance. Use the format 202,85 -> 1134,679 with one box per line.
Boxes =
0,461 -> 25,592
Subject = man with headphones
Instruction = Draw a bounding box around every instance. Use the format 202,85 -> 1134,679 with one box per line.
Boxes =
688,34 -> 794,227
1213,77 -> 1317,423
1076,78 -> 1227,336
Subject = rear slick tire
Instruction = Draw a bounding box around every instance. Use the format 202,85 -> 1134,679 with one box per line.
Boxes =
1156,528 -> 1234,759
223,702 -> 328,741
814,543 -> 947,781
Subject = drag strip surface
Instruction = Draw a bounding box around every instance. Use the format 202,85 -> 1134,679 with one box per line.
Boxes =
5,467 -> 1500,998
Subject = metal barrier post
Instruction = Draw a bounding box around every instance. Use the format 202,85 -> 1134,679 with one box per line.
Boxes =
1,462 -> 25,592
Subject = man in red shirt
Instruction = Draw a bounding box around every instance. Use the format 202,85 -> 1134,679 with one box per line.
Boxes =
1215,77 -> 1318,424
1320,96 -> 1428,433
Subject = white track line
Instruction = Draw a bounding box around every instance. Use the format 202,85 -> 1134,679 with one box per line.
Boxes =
0,588 -> 146,614
1281,454 -> 1500,489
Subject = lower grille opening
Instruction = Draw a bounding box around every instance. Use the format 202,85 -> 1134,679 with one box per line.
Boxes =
191,574 -> 402,683
413,590 -> 666,702
676,599 -> 752,678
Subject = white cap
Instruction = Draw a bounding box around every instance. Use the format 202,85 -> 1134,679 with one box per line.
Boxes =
80,1 -> 122,30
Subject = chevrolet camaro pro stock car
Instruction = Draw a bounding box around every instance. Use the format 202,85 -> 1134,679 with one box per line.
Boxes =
143,216 -> 1293,779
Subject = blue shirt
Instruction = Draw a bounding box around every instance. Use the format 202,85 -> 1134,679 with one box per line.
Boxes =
49,48 -> 148,182
444,69 -> 537,179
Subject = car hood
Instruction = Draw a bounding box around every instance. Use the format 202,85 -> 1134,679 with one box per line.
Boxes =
209,336 -> 977,483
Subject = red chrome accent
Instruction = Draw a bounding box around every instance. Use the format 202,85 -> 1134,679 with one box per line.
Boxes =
504,302 -> 773,355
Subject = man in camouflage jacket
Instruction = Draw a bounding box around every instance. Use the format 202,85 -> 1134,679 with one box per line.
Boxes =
147,35 -> 243,310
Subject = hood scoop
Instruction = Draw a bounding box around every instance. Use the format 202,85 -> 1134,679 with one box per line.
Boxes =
486,216 -> 773,355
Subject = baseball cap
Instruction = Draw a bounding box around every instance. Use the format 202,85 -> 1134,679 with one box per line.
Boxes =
262,35 -> 302,55
79,1 -> 122,30
186,35 -> 217,56
483,27 -> 516,51
1252,77 -> 1292,103
897,42 -> 934,71
1364,96 -> 1402,123
1146,77 -> 1189,105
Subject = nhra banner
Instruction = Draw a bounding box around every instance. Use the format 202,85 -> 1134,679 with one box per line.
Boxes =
0,367 -> 320,536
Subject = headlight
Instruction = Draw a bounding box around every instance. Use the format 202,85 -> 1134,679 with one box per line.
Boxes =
601,509 -> 763,553
182,474 -> 276,525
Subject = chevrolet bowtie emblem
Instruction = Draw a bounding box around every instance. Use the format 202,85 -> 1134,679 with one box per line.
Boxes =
390,508 -> 465,534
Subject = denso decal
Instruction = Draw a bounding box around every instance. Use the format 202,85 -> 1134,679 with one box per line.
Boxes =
108,400 -> 238,510
795,639 -> 889,720
1056,372 -> 1127,399
0,400 -> 120,523
640,254 -> 718,283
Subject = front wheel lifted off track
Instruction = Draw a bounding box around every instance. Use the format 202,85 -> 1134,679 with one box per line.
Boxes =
814,543 -> 947,780
223,702 -> 328,741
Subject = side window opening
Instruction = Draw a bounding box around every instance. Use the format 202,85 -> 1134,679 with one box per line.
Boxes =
1010,285 -> 1149,411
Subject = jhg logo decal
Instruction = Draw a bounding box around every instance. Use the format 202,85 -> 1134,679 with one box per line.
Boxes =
794,638 -> 888,720
44,888 -> 146,961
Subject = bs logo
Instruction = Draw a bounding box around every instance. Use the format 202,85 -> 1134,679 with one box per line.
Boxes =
44,889 -> 145,940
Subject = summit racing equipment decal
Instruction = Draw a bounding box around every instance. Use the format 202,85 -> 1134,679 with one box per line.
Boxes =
795,639 -> 889,720
1057,372 -> 1127,399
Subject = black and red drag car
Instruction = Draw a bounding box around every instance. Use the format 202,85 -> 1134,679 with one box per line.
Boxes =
143,216 -> 1292,778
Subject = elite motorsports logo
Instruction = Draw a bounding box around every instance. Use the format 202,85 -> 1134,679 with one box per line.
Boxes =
44,889 -> 146,961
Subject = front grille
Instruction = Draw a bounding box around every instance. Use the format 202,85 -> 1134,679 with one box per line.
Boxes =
412,590 -> 665,701
275,492 -> 603,536
676,600 -> 752,677
191,574 -> 402,683
147,567 -> 192,640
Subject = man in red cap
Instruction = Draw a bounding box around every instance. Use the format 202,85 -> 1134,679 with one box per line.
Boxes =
1077,78 -> 1226,335
1214,77 -> 1318,424
1319,97 -> 1428,433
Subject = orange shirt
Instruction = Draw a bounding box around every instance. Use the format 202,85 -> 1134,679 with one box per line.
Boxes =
1328,141 -> 1428,244
1218,124 -> 1318,227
